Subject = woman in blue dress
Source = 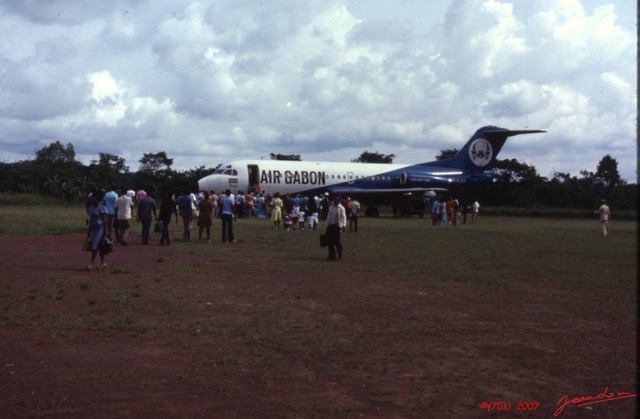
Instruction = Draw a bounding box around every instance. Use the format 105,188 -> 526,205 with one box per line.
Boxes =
86,189 -> 108,271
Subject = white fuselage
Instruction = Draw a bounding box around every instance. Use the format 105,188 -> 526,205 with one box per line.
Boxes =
196,127 -> 546,198
198,159 -> 411,196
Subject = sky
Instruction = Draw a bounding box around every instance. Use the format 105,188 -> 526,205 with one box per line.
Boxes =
0,0 -> 636,183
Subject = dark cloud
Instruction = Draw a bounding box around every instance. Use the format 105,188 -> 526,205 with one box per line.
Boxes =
0,0 -> 635,182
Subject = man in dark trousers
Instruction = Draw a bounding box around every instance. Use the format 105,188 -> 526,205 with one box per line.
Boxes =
325,196 -> 346,261
137,191 -> 157,245
219,189 -> 236,244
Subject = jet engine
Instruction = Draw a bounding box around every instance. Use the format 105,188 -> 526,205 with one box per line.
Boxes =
398,171 -> 439,187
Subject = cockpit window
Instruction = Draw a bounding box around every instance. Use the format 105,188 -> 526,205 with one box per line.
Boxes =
214,168 -> 237,176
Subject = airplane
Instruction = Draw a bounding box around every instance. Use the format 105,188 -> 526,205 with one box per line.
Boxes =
198,126 -> 545,213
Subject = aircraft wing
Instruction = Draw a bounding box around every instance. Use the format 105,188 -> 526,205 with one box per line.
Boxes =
328,186 -> 448,194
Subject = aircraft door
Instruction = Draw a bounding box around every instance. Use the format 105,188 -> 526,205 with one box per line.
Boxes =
347,172 -> 355,184
248,164 -> 260,193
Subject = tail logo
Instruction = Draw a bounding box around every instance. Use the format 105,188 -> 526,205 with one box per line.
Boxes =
469,138 -> 493,167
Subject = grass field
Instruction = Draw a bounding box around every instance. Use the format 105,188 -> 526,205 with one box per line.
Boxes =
1,203 -> 636,289
0,203 -> 636,417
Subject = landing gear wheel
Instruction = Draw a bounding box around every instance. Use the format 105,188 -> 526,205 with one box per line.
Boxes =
365,207 -> 379,217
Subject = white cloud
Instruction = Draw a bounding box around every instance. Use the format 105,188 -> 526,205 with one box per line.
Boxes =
440,0 -> 528,80
0,0 -> 635,183
87,71 -> 126,126
526,1 -> 634,77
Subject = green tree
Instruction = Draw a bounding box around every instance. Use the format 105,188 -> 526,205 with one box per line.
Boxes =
485,159 -> 543,206
135,151 -> 175,193
270,153 -> 301,161
351,151 -> 395,163
493,159 -> 540,183
138,151 -> 173,175
552,172 -> 573,183
595,154 -> 622,186
172,165 -> 218,194
35,141 -> 76,165
91,153 -> 129,186
34,141 -> 80,196
435,148 -> 459,160
0,161 -> 41,193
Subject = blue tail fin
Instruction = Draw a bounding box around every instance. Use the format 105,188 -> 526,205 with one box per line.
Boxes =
436,126 -> 545,170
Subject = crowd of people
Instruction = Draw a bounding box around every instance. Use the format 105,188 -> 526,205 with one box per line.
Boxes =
430,197 -> 480,226
84,187 -> 363,269
85,186 -> 610,270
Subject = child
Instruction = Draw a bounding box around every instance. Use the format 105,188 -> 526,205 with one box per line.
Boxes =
297,210 -> 305,231
309,212 -> 319,231
283,213 -> 293,231
306,213 -> 315,231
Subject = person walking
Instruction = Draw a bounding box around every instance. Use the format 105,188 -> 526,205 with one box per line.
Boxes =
256,192 -> 266,218
431,199 -> 440,226
348,197 -> 360,232
198,193 -> 214,242
271,192 -> 284,229
439,198 -> 448,226
137,192 -> 158,245
115,187 -> 133,245
159,192 -> 178,245
325,196 -> 346,261
219,189 -> 236,244
320,193 -> 330,220
209,191 -> 219,218
177,192 -> 193,242
86,189 -> 109,271
471,201 -> 480,224
244,192 -> 254,218
594,199 -> 611,236
101,185 -> 118,238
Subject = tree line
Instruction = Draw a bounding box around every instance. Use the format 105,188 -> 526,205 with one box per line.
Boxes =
432,148 -> 636,211
0,141 -> 635,211
0,141 -> 213,202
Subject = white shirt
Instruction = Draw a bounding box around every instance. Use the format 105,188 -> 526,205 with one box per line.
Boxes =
349,200 -> 360,215
116,195 -> 133,220
597,204 -> 610,221
327,203 -> 347,228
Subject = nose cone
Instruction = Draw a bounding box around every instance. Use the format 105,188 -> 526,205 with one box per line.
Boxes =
198,175 -> 213,193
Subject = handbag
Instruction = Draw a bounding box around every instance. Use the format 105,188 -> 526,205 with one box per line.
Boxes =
82,238 -> 91,252
319,234 -> 328,247
99,235 -> 114,255
154,220 -> 163,233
